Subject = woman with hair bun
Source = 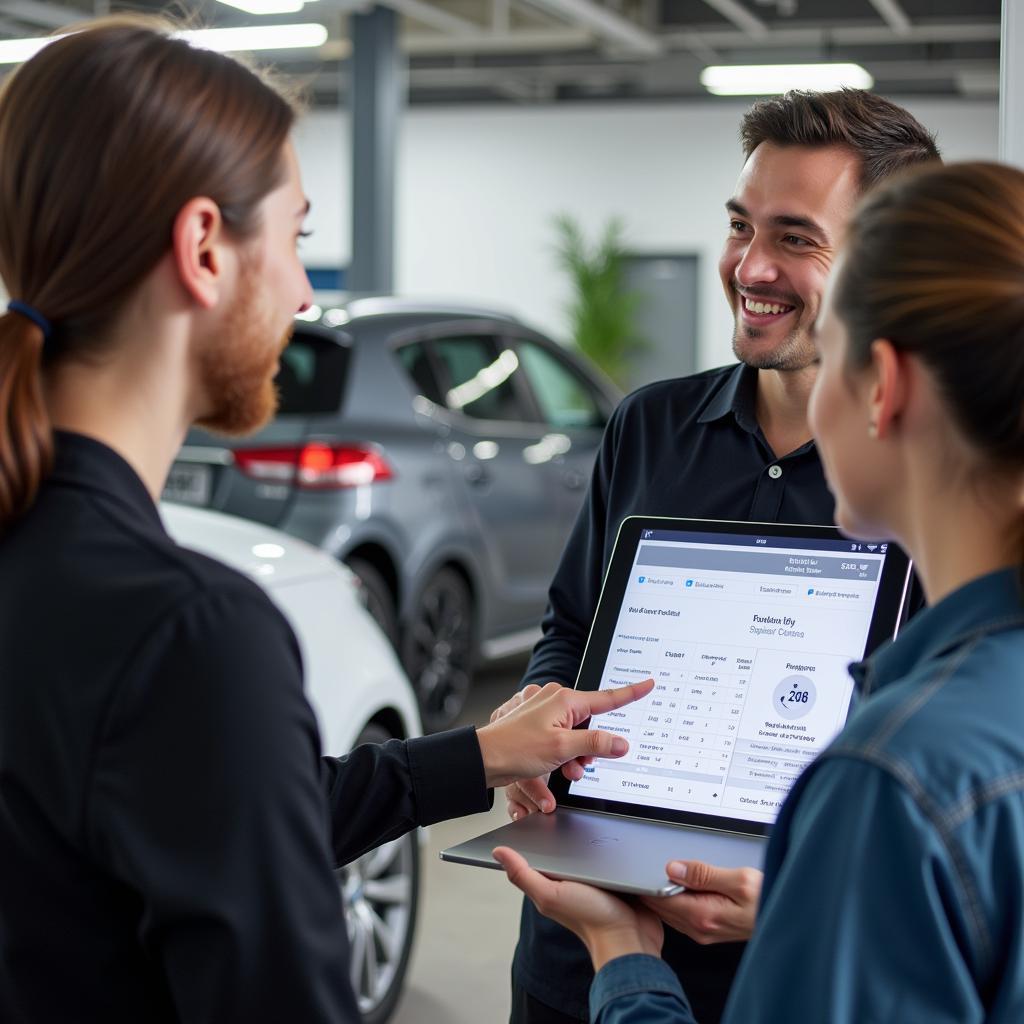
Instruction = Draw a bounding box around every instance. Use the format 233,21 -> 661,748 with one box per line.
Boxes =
499,160 -> 1024,1024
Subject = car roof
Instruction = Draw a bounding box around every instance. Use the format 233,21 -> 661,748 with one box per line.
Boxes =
298,294 -> 522,330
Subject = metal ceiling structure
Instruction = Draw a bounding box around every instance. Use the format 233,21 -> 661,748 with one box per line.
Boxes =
0,0 -> 1002,106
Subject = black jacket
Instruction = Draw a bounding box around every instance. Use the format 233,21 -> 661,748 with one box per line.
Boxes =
0,431 -> 489,1023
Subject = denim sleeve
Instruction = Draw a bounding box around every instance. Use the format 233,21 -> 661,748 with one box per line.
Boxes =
723,756 -> 983,1024
590,955 -> 696,1024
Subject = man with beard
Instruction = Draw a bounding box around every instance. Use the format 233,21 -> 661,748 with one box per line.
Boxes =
505,89 -> 941,1024
0,19 -> 655,1024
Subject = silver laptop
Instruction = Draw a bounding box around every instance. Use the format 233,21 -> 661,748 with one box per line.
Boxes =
442,516 -> 912,896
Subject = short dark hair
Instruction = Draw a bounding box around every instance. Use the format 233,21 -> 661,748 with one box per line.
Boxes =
739,88 -> 941,189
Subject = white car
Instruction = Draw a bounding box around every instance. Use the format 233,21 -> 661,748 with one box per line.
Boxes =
162,502 -> 422,1024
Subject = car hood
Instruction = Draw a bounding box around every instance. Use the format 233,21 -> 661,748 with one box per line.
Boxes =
160,502 -> 351,591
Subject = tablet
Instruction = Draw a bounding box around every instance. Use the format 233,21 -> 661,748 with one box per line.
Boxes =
552,515 -> 912,836
441,516 -> 911,893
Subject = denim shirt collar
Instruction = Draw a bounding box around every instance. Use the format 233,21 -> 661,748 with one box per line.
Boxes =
850,568 -> 1024,699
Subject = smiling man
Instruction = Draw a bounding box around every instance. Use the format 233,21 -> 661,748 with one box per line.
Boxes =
506,90 -> 940,1024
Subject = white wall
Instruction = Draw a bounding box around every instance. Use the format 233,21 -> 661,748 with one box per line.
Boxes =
293,97 -> 998,372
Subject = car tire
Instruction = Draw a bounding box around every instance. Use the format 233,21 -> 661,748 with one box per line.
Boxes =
346,557 -> 399,648
338,722 -> 420,1024
400,567 -> 474,732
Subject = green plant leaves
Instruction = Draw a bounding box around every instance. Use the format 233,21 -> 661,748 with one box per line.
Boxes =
552,213 -> 648,388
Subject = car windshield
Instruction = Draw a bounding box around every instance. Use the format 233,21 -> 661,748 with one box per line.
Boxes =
277,328 -> 351,415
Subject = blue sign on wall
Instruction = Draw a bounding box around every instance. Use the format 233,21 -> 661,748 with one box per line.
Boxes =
305,267 -> 347,291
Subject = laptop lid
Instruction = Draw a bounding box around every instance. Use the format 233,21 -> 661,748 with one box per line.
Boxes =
551,516 -> 912,838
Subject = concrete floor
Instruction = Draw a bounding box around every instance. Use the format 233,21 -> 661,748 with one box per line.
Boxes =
391,659 -> 530,1024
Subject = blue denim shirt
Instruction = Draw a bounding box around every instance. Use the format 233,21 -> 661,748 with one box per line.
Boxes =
590,568 -> 1024,1024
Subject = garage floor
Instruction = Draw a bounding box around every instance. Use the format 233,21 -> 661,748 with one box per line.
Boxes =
392,659 -> 533,1024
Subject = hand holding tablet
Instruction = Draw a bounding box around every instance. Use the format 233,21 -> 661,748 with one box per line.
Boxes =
493,846 -> 665,972
639,859 -> 762,944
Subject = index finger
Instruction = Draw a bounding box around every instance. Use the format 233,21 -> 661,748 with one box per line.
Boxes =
569,678 -> 655,724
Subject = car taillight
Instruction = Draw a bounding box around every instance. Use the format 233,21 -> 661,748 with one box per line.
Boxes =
233,444 -> 395,490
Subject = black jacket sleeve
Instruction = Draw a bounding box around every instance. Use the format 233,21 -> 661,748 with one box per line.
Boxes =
321,726 -> 491,866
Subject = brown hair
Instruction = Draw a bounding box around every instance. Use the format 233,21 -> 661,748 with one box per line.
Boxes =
835,161 -> 1024,564
0,16 -> 296,530
740,89 -> 940,189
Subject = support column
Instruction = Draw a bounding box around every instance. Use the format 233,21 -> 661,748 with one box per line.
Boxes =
349,6 -> 400,294
1000,0 -> 1024,167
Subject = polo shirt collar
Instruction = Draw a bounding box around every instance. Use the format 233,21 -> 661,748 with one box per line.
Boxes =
697,362 -> 759,434
49,430 -> 166,532
850,568 -> 1024,698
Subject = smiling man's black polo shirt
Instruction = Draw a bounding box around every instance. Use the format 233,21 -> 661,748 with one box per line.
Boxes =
0,431 -> 489,1023
514,363 -> 835,1024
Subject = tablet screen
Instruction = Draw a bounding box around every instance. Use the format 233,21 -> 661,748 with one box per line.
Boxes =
564,519 -> 910,833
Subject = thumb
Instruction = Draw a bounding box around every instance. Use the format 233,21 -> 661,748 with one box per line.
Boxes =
667,859 -> 729,892
566,728 -> 630,760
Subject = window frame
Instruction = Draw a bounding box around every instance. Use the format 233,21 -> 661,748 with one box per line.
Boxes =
389,319 -> 546,432
501,329 -> 616,432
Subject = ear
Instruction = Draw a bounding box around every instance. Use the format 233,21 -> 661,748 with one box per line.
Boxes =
171,198 -> 226,311
867,339 -> 910,441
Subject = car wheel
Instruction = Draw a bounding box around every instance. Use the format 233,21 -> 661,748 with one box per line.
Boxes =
346,557 -> 399,648
337,723 -> 420,1024
400,567 -> 473,732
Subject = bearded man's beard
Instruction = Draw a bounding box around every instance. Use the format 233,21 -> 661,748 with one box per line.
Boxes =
194,271 -> 292,437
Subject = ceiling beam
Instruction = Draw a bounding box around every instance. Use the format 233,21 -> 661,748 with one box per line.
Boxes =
385,0 -> 481,35
393,20 -> 1000,58
492,0 -> 511,33
700,0 -> 766,37
319,27 -> 594,57
2,1 -> 83,29
867,0 -> 912,36
664,20 -> 999,50
520,0 -> 661,55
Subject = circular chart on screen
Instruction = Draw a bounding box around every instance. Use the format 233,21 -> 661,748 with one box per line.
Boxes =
772,674 -> 817,719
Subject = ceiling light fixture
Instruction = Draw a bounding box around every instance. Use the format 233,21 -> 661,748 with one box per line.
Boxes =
0,37 -> 51,64
700,63 -> 873,96
0,22 -> 328,65
216,0 -> 316,15
178,23 -> 329,52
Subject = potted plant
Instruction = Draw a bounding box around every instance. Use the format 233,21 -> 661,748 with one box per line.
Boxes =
553,213 -> 647,388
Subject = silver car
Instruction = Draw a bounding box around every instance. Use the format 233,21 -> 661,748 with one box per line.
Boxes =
165,297 -> 620,729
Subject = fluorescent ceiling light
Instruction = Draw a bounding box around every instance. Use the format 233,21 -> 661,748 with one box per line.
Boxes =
178,23 -> 328,52
700,63 -> 873,96
0,22 -> 328,64
0,37 -> 51,64
216,0 -> 315,14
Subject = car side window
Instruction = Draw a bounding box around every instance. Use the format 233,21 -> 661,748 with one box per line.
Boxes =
432,335 -> 529,423
395,341 -> 445,405
516,339 -> 606,430
276,330 -> 351,415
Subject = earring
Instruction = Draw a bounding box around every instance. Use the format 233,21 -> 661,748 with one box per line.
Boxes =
867,422 -> 879,439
